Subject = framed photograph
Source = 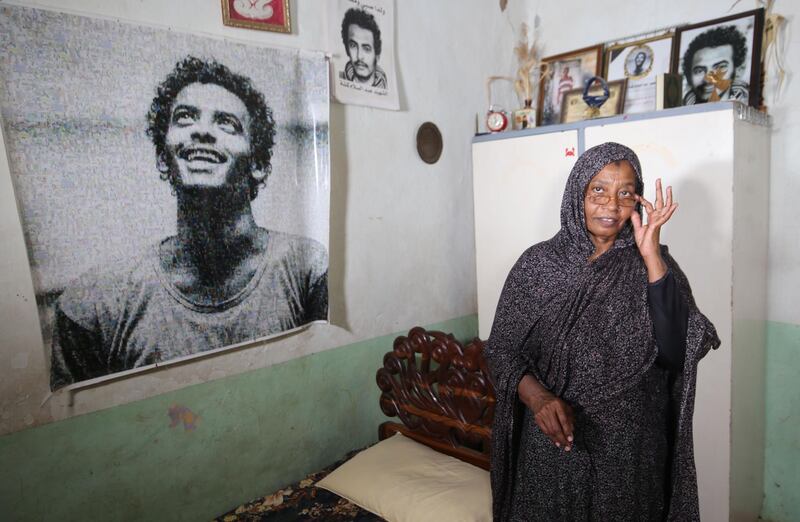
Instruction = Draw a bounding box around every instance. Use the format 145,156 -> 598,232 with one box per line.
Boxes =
605,33 -> 674,114
537,44 -> 603,126
221,0 -> 292,33
560,79 -> 627,124
672,8 -> 764,107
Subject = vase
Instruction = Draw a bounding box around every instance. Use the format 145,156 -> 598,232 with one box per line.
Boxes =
513,99 -> 537,130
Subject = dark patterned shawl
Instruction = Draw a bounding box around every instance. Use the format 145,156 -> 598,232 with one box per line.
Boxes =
484,142 -> 720,521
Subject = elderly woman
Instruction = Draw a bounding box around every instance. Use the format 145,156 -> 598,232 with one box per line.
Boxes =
485,142 -> 719,521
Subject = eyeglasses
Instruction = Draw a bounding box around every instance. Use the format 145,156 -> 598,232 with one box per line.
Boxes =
586,193 -> 638,207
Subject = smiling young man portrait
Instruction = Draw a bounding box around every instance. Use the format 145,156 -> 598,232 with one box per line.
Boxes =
50,56 -> 329,389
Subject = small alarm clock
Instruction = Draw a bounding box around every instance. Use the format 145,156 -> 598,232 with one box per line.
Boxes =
486,106 -> 508,133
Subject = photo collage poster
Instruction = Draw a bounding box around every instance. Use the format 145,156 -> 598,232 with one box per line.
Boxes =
0,5 -> 331,390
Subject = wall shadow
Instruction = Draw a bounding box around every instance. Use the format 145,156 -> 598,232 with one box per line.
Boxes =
328,101 -> 350,331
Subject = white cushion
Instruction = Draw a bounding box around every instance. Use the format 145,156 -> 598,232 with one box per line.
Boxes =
316,433 -> 492,522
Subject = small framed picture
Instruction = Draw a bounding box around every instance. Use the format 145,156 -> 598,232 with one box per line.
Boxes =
560,79 -> 627,124
672,8 -> 764,107
537,44 -> 603,126
221,0 -> 292,34
604,33 -> 674,114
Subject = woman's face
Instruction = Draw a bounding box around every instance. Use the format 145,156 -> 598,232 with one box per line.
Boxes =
583,160 -> 637,248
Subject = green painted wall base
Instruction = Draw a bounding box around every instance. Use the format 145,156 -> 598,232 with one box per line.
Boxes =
2,316 -> 798,521
0,315 -> 478,522
762,321 -> 800,522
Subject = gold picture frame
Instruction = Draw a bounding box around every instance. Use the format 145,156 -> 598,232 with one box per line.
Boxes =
560,79 -> 627,124
537,44 -> 603,126
221,0 -> 292,34
604,33 -> 674,115
603,33 -> 674,81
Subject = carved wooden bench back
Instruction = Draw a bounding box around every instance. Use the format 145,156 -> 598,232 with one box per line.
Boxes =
376,327 -> 495,470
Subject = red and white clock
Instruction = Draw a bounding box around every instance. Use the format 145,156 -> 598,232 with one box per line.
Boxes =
486,107 -> 508,133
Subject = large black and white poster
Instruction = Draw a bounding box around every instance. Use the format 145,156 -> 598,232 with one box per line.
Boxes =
331,0 -> 399,110
0,6 -> 330,390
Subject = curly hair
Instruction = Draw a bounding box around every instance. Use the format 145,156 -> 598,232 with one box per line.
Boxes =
682,25 -> 748,82
340,8 -> 382,56
146,56 -> 276,200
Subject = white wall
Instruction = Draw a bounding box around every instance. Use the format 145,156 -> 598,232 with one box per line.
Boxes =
4,0 -> 793,442
0,0 -> 531,435
526,0 -> 798,327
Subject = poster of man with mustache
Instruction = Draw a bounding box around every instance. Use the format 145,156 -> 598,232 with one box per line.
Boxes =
332,0 -> 400,110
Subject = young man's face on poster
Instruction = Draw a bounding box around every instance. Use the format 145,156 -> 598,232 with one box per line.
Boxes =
164,82 -> 254,190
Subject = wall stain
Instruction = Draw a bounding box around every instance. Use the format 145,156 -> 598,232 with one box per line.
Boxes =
168,404 -> 199,431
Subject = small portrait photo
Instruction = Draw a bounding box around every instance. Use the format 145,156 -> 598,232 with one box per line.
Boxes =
339,6 -> 387,89
550,60 -> 581,115
605,33 -> 674,114
673,9 -> 765,107
538,45 -> 602,126
624,45 -> 654,80
331,0 -> 399,110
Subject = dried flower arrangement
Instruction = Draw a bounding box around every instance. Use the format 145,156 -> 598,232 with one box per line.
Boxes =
513,22 -> 547,106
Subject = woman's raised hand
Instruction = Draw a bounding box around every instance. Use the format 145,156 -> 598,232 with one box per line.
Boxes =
631,178 -> 678,281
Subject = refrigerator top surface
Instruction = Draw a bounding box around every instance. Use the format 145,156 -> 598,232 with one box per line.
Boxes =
473,101 -> 769,145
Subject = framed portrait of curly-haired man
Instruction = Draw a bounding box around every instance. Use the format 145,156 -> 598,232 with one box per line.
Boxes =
0,5 -> 330,391
672,9 -> 764,108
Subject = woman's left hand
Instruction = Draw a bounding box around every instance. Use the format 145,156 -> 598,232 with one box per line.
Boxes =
631,178 -> 678,280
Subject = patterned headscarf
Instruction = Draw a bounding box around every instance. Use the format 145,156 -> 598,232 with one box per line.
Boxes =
557,141 -> 644,263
